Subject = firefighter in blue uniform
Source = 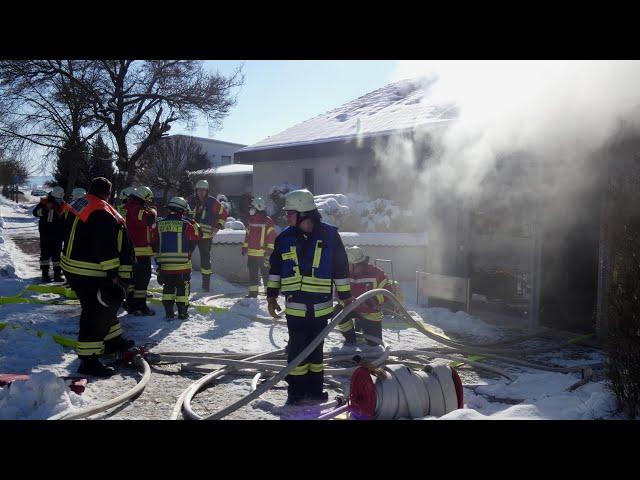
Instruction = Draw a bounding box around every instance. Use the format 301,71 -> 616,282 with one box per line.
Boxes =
151,196 -> 200,320
267,189 -> 354,405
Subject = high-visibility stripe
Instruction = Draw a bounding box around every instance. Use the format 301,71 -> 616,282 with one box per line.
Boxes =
200,267 -> 212,275
134,246 -> 154,256
138,209 -> 144,221
162,294 -> 176,301
336,319 -> 355,332
268,275 -> 281,281
289,363 -> 310,376
76,341 -> 104,356
309,363 -> 324,373
61,256 -> 107,278
242,242 -> 248,248
303,277 -> 332,286
300,284 -> 332,294
249,285 -> 259,292
104,323 -> 122,341
335,284 -> 351,293
267,281 -> 281,289
351,277 -> 377,284
161,262 -> 192,271
248,248 -> 265,256
285,306 -> 307,317
361,311 -> 384,321
176,295 -> 189,303
312,240 -> 322,269
66,216 -> 79,257
260,225 -> 266,248
157,252 -> 189,260
266,243 -> 274,250
285,301 -> 334,318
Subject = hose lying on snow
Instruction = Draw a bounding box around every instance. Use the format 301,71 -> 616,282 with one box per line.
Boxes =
49,356 -> 151,420
157,289 -> 601,420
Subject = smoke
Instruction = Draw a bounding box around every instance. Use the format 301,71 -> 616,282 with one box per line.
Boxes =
375,60 -> 640,275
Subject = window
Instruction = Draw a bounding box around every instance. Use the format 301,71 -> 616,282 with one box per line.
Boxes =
303,168 -> 314,191
221,155 -> 232,165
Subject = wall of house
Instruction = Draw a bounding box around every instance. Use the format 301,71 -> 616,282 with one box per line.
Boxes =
251,153 -> 372,199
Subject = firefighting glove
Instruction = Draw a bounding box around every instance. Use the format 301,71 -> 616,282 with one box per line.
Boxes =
263,259 -> 270,269
267,297 -> 282,319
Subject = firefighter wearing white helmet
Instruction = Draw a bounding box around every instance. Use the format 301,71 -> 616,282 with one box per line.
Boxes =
242,196 -> 276,298
187,178 -> 229,292
124,185 -> 157,316
32,186 -> 67,283
338,246 -> 393,347
151,196 -> 200,320
266,188 -> 354,405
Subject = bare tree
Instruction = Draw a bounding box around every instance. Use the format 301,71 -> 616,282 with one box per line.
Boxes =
39,60 -> 243,191
0,60 -> 103,192
137,135 -> 209,207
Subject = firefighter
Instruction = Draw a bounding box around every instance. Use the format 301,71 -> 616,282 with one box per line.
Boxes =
337,246 -> 393,347
266,189 -> 353,405
117,186 -> 136,217
32,186 -> 67,283
124,186 -> 157,316
242,197 -> 276,298
151,196 -> 200,320
187,179 -> 229,292
61,177 -> 135,377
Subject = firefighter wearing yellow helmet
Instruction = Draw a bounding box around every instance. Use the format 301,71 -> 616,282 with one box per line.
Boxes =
187,178 -> 229,292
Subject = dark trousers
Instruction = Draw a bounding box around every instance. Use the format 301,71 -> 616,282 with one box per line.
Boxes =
285,309 -> 330,399
162,272 -> 191,307
67,274 -> 122,358
39,233 -> 62,275
127,256 -> 151,310
247,256 -> 269,295
339,313 -> 383,346
197,238 -> 212,276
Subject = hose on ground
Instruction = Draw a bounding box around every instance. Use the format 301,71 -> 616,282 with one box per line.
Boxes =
49,356 -> 151,420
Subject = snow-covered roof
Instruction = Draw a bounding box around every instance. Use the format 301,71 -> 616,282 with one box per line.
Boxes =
190,164 -> 253,177
213,230 -> 428,246
240,78 -> 457,153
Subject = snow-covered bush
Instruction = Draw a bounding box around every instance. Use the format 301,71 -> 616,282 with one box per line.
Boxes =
315,193 -> 414,232
224,217 -> 245,230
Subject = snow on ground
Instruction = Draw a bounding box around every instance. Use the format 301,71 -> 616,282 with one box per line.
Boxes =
0,194 -> 620,420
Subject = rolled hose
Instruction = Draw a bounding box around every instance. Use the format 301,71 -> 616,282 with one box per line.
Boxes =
49,356 -> 151,420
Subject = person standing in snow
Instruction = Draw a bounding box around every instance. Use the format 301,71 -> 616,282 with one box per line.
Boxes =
242,197 -> 276,298
187,179 -> 229,292
62,177 -> 135,377
32,186 -> 67,283
337,246 -> 393,347
124,186 -> 157,316
151,196 -> 200,320
266,189 -> 353,405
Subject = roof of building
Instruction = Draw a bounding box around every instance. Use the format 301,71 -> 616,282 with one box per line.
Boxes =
189,163 -> 253,177
166,134 -> 247,148
239,78 -> 457,154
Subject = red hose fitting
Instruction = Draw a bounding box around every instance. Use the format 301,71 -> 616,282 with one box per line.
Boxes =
349,367 -> 377,420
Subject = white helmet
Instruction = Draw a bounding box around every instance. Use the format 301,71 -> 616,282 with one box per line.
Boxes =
217,194 -> 228,203
283,189 -> 316,213
195,179 -> 209,191
346,246 -> 368,265
71,187 -> 86,200
119,186 -> 136,201
251,197 -> 266,211
167,196 -> 189,213
131,186 -> 153,203
51,186 -> 65,200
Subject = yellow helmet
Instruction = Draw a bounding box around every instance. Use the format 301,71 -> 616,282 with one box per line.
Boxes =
283,189 -> 316,212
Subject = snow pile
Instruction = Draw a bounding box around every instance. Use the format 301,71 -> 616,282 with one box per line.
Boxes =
0,204 -> 16,278
314,193 -> 413,232
0,371 -> 87,420
224,217 -> 245,230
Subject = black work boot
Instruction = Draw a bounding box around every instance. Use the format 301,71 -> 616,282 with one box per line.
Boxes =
163,301 -> 175,320
202,274 -> 211,292
133,304 -> 156,316
53,267 -> 64,282
77,356 -> 116,378
342,331 -> 357,347
41,267 -> 51,283
104,336 -> 136,355
306,391 -> 330,403
177,303 -> 189,320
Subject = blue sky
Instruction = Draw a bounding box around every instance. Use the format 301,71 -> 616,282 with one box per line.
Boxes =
173,60 -> 399,146
32,61 -> 399,176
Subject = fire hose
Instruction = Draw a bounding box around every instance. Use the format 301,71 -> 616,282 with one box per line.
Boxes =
48,355 -> 151,420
